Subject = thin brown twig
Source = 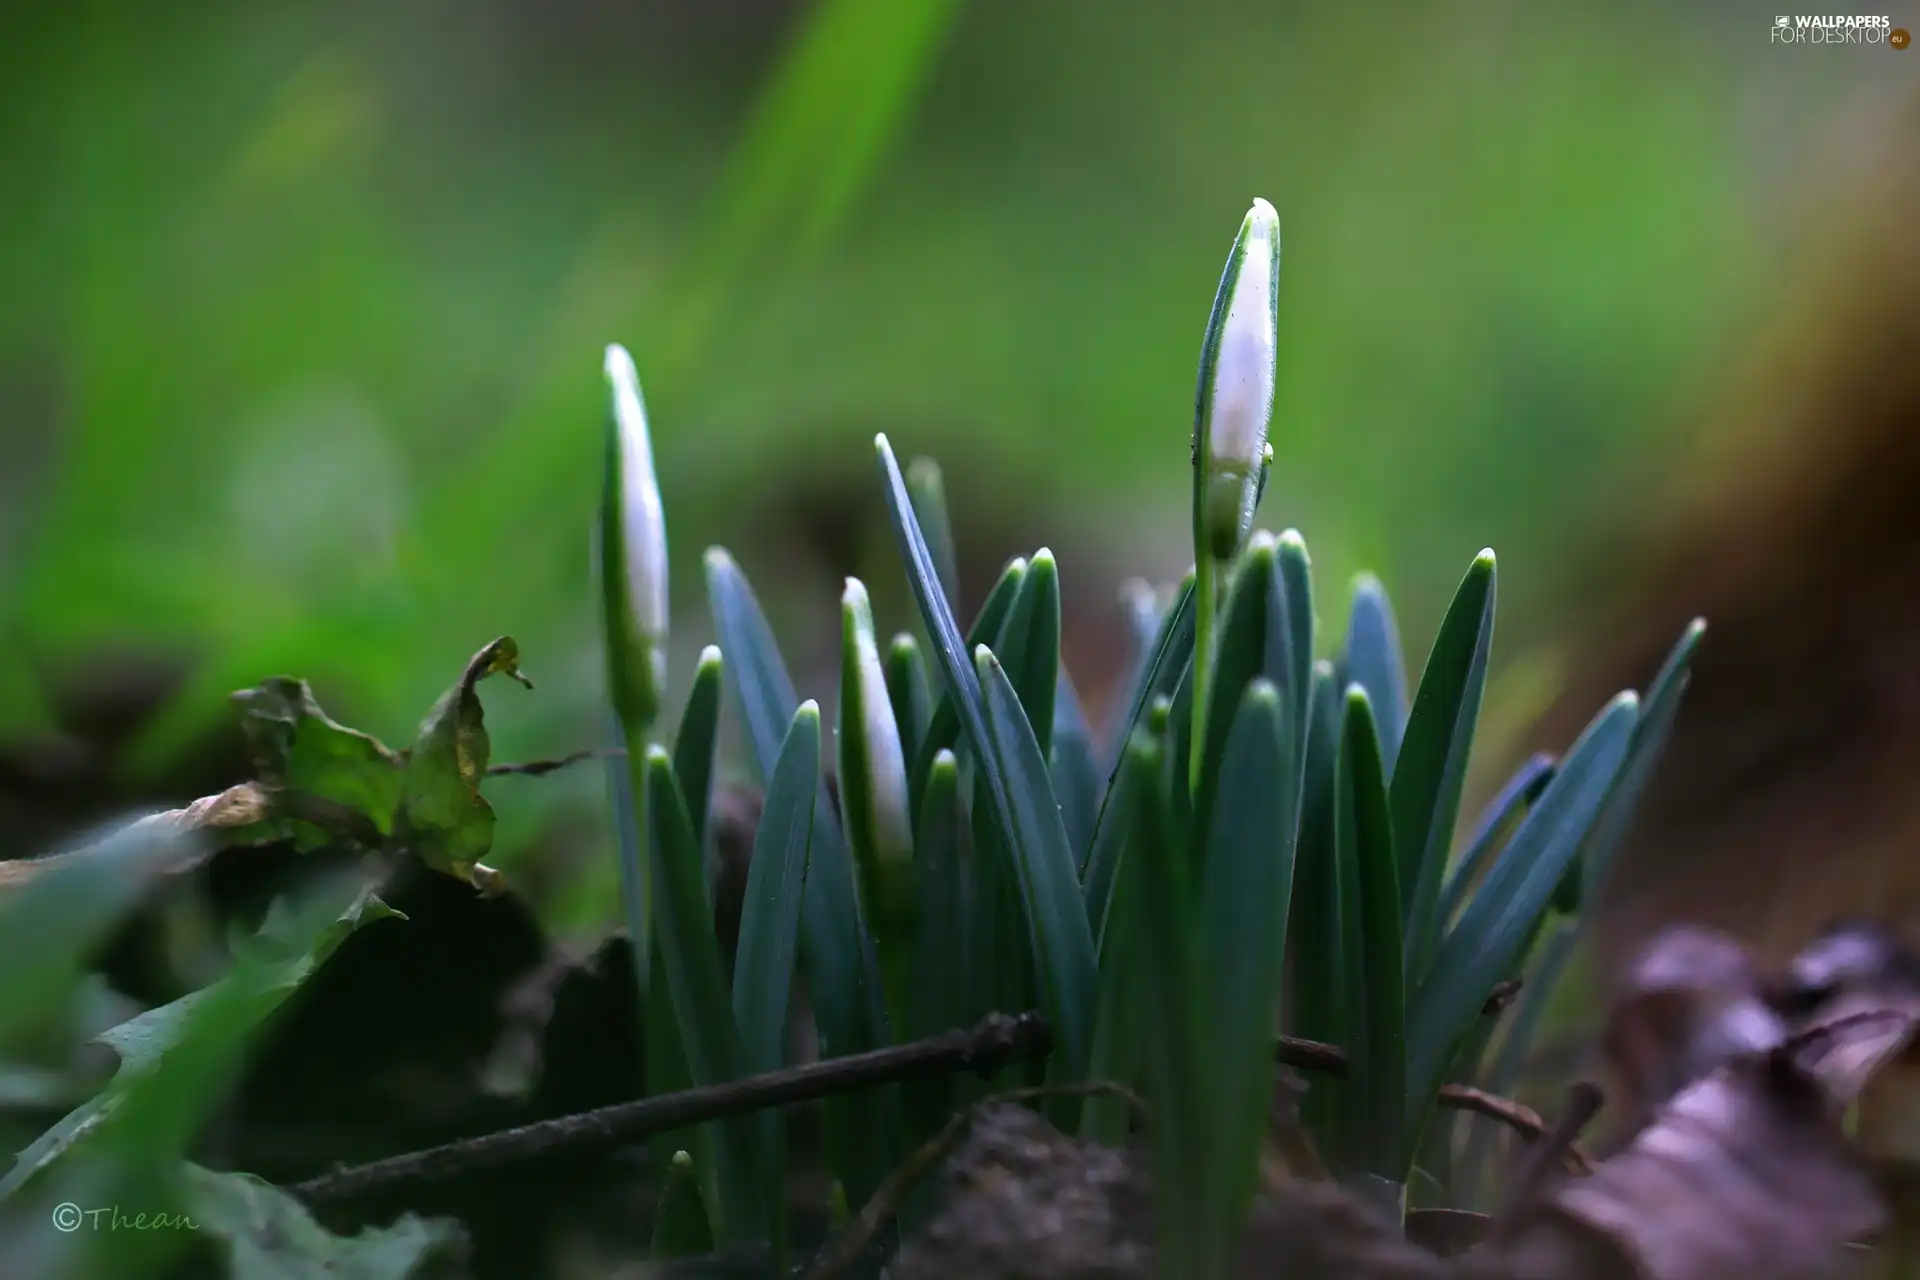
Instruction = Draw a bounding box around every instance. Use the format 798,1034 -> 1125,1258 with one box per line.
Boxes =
1496,1080 -> 1606,1224
291,1012 -> 1051,1207
803,1081 -> 1147,1280
485,748 -> 618,779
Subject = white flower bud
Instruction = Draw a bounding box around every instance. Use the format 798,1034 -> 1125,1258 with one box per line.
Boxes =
605,344 -> 668,647
840,578 -> 912,864
1194,198 -> 1281,561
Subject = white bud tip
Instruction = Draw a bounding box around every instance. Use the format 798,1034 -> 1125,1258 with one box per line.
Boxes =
973,644 -> 995,666
604,343 -> 638,383
703,547 -> 734,572
697,644 -> 722,668
842,577 -> 871,609
796,698 -> 821,718
645,744 -> 673,766
1246,529 -> 1278,554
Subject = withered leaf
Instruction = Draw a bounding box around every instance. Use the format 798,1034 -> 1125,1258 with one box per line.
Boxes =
231,677 -> 405,849
1493,1055 -> 1883,1280
1601,926 -> 1788,1136
397,637 -> 532,896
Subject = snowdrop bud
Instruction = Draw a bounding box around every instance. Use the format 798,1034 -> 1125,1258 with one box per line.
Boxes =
839,578 -> 913,867
600,343 -> 669,729
1193,198 -> 1281,562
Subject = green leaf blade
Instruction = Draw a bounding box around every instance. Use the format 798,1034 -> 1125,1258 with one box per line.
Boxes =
673,646 -> 726,851
1390,551 -> 1496,983
1340,574 -> 1409,769
1338,687 -> 1406,1184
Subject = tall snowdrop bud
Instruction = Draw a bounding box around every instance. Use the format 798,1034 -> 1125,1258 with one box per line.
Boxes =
1192,198 -> 1281,563
599,343 -> 669,731
839,579 -> 914,893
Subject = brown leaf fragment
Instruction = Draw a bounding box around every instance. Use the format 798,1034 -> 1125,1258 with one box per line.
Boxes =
1492,1055 -> 1884,1280
1601,926 -> 1789,1136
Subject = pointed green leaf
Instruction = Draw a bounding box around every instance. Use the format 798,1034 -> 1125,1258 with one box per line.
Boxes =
1120,729 -> 1210,1269
1192,533 -> 1284,863
1289,662 -> 1347,1145
876,434 -> 1097,1079
732,702 -> 818,1265
399,637 -> 533,894
839,581 -> 916,985
1051,666 -> 1101,864
1338,688 -> 1405,1183
703,547 -> 890,1070
1438,753 -> 1556,926
1340,574 -> 1408,769
643,749 -> 765,1245
995,549 -> 1062,759
972,646 -> 1100,1083
1100,571 -> 1196,781
651,1150 -> 716,1260
885,634 -> 932,772
1275,532 -> 1316,753
1197,680 -> 1297,1227
674,646 -> 725,852
903,750 -> 974,1139
1408,692 -> 1638,1127
1580,619 -> 1704,902
907,554 -> 1027,809
1391,551 -> 1496,982
905,456 -> 960,613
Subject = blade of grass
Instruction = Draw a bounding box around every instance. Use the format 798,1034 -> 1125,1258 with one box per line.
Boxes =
1339,688 -> 1405,1187
731,702 -> 820,1269
1391,551 -> 1496,984
1438,753 -> 1556,926
877,434 -> 1099,1082
1098,571 -> 1197,786
995,548 -> 1061,759
1340,574 -> 1409,770
1191,533 -> 1283,866
885,634 -> 932,772
908,555 -> 1028,810
1406,692 -> 1638,1132
1197,680 -> 1297,1234
1051,666 -> 1101,866
1120,729 -> 1210,1272
1102,579 -> 1167,772
703,549 -> 895,1212
903,750 -> 971,1137
673,647 -> 725,854
905,457 -> 960,614
1289,662 -> 1346,1147
644,748 -> 767,1246
1274,532 -> 1315,754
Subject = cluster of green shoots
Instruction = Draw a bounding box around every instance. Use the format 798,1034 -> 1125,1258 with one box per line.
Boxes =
595,200 -> 1702,1275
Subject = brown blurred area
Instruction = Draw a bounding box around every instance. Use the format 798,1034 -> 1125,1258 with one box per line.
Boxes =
1533,90 -> 1920,987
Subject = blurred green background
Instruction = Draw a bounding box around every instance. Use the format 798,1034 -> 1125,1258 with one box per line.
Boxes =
1,0 -> 1908,932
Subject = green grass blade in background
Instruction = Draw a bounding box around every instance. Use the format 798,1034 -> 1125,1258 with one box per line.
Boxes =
1191,534 -> 1282,863
974,646 -> 1100,1085
703,549 -> 893,1211
886,633 -> 932,770
1052,666 -> 1101,864
1289,661 -> 1346,1146
1339,574 -> 1408,770
731,702 -> 820,1267
1197,679 -> 1297,1233
1391,550 -> 1496,983
1438,752 -> 1556,925
665,0 -> 964,369
673,646 -> 725,854
905,457 -> 960,614
1407,692 -> 1638,1130
643,748 -> 766,1245
1338,687 -> 1406,1188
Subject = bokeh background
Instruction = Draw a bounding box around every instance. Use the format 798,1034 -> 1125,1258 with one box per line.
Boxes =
1,0 -> 1914,944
